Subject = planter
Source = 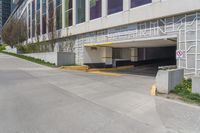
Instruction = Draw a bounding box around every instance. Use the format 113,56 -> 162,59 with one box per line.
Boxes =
156,69 -> 184,94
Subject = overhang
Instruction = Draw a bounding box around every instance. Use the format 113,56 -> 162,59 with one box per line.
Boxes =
84,35 -> 177,48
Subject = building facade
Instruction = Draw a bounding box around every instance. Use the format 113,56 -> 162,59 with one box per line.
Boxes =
4,0 -> 200,75
0,0 -> 11,41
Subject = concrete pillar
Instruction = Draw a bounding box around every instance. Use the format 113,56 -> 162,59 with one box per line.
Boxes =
86,0 -> 90,21
72,0 -> 76,25
62,0 -> 65,28
123,0 -> 130,11
101,47 -> 112,66
131,48 -> 138,62
102,0 -> 107,17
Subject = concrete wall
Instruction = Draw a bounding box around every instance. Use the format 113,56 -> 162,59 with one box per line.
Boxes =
156,69 -> 184,94
14,0 -> 200,43
138,47 -> 176,61
192,76 -> 200,94
66,0 -> 200,37
84,47 -> 103,64
113,48 -> 131,60
23,52 -> 57,64
4,46 -> 18,54
23,52 -> 75,66
84,47 -> 112,66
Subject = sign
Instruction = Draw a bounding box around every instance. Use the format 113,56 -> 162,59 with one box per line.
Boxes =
176,50 -> 185,59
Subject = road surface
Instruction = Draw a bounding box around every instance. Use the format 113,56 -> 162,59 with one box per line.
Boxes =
0,53 -> 200,133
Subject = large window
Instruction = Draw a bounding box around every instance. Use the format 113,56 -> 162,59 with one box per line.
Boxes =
90,0 -> 101,20
65,0 -> 73,27
56,0 -> 62,30
32,0 -> 35,37
48,0 -> 54,32
131,0 -> 152,8
107,0 -> 123,15
76,0 -> 85,24
36,0 -> 40,35
42,0 -> 46,34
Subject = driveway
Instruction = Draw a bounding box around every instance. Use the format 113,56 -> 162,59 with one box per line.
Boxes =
0,53 -> 200,133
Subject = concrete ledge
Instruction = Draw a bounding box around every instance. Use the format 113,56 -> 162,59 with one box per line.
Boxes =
156,69 -> 184,94
4,46 -> 18,54
192,76 -> 200,94
23,52 -> 75,66
61,65 -> 89,72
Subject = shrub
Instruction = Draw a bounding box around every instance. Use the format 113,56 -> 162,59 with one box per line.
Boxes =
17,41 -> 53,54
174,79 -> 192,95
173,79 -> 200,104
0,44 -> 6,51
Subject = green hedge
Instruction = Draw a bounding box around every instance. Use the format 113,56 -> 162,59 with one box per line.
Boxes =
0,44 -> 6,51
17,42 -> 53,53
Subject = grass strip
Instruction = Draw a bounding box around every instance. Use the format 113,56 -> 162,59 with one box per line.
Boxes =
1,51 -> 56,67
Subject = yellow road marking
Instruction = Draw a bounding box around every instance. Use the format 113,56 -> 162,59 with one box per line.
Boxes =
88,71 -> 122,76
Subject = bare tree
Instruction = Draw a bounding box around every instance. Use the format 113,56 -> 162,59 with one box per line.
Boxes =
2,18 -> 27,48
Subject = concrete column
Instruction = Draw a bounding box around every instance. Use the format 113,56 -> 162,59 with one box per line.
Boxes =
85,0 -> 90,21
62,0 -> 65,28
123,0 -> 130,11
72,0 -> 76,25
101,47 -> 112,66
131,48 -> 138,62
102,0 -> 107,17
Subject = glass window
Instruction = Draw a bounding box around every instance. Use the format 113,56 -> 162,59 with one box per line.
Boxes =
65,0 -> 73,27
28,4 -> 31,38
42,0 -> 46,34
37,0 -> 40,10
42,0 -> 46,13
107,0 -> 123,15
32,0 -> 35,20
32,0 -> 36,37
76,0 -> 85,24
32,20 -> 35,37
131,0 -> 152,8
48,0 -> 54,32
56,0 -> 62,30
36,0 -> 40,35
42,14 -> 47,34
90,0 -> 101,20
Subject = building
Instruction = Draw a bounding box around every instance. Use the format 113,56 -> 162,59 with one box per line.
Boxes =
0,0 -> 11,42
3,0 -> 200,76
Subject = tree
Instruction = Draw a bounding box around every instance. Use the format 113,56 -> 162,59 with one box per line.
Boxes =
2,18 -> 27,48
48,0 -> 56,51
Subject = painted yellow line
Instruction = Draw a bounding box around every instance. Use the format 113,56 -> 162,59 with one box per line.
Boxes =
89,71 -> 122,76
84,42 -> 113,47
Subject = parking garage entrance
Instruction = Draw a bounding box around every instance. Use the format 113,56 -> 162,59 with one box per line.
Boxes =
111,36 -> 177,76
112,46 -> 176,76
84,35 -> 177,76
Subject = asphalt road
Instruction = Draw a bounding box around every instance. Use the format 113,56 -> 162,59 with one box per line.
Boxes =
0,53 -> 200,133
